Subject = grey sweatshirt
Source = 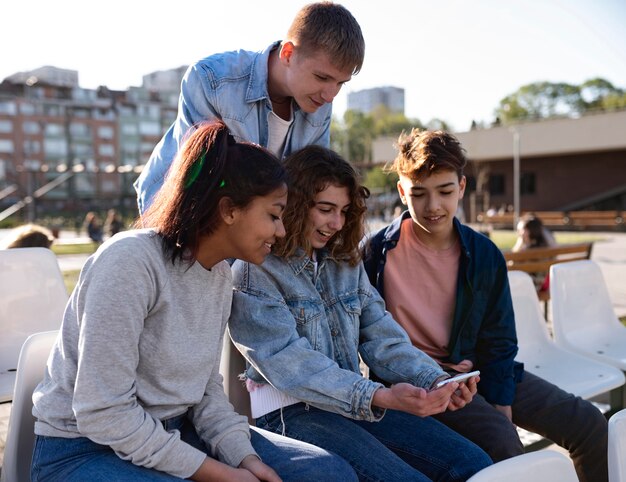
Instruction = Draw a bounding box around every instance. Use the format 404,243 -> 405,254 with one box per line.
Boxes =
33,229 -> 256,478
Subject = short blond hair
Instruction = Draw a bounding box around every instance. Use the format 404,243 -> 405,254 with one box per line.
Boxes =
286,2 -> 365,75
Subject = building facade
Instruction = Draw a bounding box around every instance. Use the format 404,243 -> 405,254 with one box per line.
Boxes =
347,86 -> 405,114
0,66 -> 184,221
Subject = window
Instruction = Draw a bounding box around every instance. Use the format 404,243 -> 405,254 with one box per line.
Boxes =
98,126 -> 114,139
70,122 -> 91,137
121,123 -> 138,136
0,139 -> 14,153
45,123 -> 64,136
0,101 -> 17,115
98,144 -> 115,156
139,121 -> 161,136
521,172 -> 536,195
0,120 -> 12,133
489,174 -> 505,196
20,102 -> 36,115
23,140 -> 41,155
44,138 -> 68,156
23,121 -> 41,134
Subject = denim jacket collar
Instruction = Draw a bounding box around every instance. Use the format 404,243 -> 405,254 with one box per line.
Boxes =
285,248 -> 330,276
246,41 -> 280,104
246,41 -> 303,116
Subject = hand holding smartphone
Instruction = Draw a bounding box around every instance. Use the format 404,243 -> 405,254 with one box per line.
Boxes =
435,370 -> 480,389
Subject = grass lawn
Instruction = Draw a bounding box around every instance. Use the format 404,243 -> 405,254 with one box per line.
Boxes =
52,243 -> 98,256
63,269 -> 81,294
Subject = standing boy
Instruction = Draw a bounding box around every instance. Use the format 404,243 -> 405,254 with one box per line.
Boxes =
135,1 -> 364,213
363,128 -> 608,482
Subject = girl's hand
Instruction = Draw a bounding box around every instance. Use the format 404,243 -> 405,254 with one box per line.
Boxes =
239,455 -> 282,482
373,382 -> 457,417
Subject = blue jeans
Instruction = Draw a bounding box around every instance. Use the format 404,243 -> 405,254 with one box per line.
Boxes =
31,412 -> 357,481
257,403 -> 492,482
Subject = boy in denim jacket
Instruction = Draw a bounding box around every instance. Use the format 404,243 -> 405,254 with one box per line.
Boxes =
363,129 -> 608,482
135,2 -> 364,213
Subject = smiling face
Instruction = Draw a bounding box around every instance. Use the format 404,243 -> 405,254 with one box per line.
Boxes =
306,183 -> 350,253
397,170 -> 466,248
281,44 -> 354,113
226,184 -> 288,265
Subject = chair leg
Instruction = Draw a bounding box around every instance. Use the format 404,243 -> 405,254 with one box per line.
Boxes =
606,384 -> 625,419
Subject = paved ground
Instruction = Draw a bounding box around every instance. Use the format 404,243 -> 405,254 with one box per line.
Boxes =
1,228 -> 625,471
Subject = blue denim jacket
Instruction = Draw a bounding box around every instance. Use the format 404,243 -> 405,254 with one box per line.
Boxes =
363,212 -> 524,406
134,41 -> 332,213
229,250 -> 446,423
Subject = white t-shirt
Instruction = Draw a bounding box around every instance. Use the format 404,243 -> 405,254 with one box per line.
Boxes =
267,109 -> 293,157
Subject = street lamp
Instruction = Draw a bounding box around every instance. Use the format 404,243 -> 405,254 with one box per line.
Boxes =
509,127 -> 521,230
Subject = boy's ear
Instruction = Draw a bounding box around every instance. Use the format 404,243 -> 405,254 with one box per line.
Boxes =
219,197 -> 236,225
459,175 -> 467,199
397,180 -> 408,205
279,41 -> 295,65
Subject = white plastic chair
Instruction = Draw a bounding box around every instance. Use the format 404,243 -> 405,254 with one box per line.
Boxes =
508,270 -> 624,400
467,450 -> 578,482
609,408 -> 626,482
0,248 -> 67,403
550,260 -> 626,371
219,327 -> 253,424
1,330 -> 58,482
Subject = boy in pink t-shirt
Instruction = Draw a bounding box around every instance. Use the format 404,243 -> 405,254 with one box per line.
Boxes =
364,129 -> 608,482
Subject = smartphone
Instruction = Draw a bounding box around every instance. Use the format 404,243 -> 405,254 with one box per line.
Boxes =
435,370 -> 481,389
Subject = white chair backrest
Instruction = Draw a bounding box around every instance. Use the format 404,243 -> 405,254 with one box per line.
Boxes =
609,408 -> 626,482
0,248 -> 67,402
550,259 -> 626,370
1,330 -> 58,482
219,328 -> 253,424
507,270 -> 625,400
507,270 -> 553,357
467,450 -> 578,482
551,259 -> 622,337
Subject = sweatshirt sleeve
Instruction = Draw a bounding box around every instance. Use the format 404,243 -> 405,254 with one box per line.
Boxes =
69,241 -> 207,478
190,324 -> 257,467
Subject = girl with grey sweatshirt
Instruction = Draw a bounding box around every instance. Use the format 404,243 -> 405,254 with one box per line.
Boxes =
31,121 -> 357,482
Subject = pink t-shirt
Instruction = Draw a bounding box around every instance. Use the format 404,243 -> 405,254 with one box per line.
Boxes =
383,218 -> 460,365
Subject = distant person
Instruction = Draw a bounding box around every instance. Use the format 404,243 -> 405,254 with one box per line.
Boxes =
31,121 -> 356,482
512,214 -> 556,252
104,208 -> 124,238
0,223 -> 54,249
84,211 -> 103,244
134,1 -> 365,214
363,128 -> 608,482
512,214 -> 557,292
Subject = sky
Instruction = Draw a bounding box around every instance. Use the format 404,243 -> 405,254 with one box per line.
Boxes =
2,0 -> 626,132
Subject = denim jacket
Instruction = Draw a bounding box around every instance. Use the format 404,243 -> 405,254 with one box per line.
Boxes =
363,212 -> 524,406
134,41 -> 332,213
229,250 -> 446,422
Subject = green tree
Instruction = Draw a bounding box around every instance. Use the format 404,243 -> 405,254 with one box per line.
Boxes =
494,78 -> 626,124
495,81 -> 583,123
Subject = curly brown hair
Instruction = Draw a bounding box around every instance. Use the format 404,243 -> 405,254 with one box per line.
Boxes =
273,146 -> 369,266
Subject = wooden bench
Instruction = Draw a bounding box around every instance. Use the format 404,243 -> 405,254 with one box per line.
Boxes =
503,243 -> 594,316
478,211 -> 625,231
